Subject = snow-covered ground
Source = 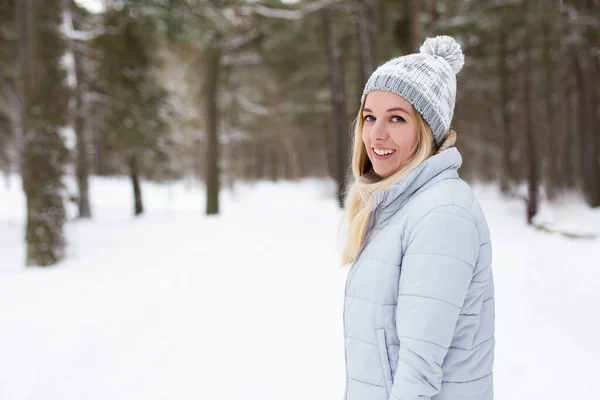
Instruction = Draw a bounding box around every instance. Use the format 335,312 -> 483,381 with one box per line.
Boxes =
1,174 -> 599,399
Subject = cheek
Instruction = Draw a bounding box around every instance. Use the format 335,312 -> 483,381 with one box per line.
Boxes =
391,127 -> 417,150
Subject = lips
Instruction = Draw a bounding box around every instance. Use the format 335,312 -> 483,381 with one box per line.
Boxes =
373,148 -> 396,156
372,148 -> 396,160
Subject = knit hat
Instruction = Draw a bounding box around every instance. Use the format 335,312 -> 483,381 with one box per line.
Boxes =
361,35 -> 465,146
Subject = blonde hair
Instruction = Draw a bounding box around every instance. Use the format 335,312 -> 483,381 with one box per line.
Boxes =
339,101 -> 436,266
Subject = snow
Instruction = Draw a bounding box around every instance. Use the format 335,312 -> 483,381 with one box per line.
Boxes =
59,125 -> 77,152
1,174 -> 599,399
74,0 -> 105,14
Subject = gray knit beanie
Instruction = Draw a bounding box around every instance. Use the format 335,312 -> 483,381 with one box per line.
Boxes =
361,35 -> 465,146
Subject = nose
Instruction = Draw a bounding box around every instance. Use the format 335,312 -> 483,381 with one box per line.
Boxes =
370,120 -> 388,142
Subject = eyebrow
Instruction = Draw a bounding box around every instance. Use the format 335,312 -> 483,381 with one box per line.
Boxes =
363,107 -> 412,115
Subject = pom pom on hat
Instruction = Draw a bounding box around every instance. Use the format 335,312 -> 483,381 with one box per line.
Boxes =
419,35 -> 464,74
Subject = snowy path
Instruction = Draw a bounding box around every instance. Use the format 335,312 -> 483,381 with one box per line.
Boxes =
1,177 -> 599,399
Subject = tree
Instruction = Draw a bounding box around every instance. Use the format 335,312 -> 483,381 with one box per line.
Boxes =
523,0 -> 538,224
127,0 -> 269,214
204,30 -> 223,215
17,0 -> 68,266
322,4 -> 349,207
63,0 -> 94,218
0,0 -> 17,180
93,5 -> 172,216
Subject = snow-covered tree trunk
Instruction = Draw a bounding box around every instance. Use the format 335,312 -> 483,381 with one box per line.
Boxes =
70,1 -> 92,218
63,0 -> 92,218
19,0 -> 68,266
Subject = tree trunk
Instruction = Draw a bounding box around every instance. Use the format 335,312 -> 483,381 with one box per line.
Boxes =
574,54 -> 596,205
253,138 -> 263,181
354,0 -> 375,86
21,0 -> 68,266
593,1 -> 600,207
269,145 -> 279,182
524,4 -> 539,224
427,0 -> 439,32
568,0 -> 600,206
68,0 -> 91,218
205,31 -> 221,215
563,73 -> 576,187
586,0 -> 600,206
498,26 -> 514,195
194,136 -> 202,180
322,6 -> 349,208
15,0 -> 30,174
409,0 -> 421,53
542,7 -> 562,200
74,92 -> 92,218
364,0 -> 380,64
561,1 -> 578,188
129,154 -> 143,216
587,57 -> 600,206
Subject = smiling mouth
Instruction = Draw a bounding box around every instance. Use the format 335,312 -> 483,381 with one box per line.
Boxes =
373,148 -> 396,156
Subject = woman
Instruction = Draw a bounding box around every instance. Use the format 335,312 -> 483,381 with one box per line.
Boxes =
341,36 -> 495,400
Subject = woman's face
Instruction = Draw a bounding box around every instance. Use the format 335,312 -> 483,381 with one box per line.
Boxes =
361,90 -> 418,178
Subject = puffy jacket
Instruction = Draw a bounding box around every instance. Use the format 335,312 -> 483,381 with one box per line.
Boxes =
343,147 -> 495,400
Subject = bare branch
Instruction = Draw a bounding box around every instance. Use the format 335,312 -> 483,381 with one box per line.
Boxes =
235,93 -> 268,116
62,26 -> 106,41
239,0 -> 340,20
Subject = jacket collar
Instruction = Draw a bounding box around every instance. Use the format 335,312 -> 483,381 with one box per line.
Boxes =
372,147 -> 462,212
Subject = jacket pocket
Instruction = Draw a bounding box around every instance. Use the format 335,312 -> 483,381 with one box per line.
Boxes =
376,328 -> 393,395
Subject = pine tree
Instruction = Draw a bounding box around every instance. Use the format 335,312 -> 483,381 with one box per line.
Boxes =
93,5 -> 171,216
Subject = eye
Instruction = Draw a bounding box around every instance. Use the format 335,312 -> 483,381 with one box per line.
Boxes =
363,115 -> 375,122
391,115 -> 406,123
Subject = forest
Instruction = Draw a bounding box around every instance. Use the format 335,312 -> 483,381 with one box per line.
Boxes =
0,0 -> 599,266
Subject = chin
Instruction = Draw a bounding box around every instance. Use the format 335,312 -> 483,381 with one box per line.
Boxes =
373,168 -> 391,179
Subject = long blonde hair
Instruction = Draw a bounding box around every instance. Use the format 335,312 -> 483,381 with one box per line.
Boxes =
339,101 -> 436,266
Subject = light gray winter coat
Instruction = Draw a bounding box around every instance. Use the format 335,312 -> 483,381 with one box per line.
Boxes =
343,147 -> 495,400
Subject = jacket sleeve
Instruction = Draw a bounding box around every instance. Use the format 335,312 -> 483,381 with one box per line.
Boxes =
389,205 -> 480,400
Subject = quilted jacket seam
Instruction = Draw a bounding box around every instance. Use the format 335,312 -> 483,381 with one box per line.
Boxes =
347,295 -> 397,306
348,376 -> 385,388
401,205 -> 474,236
406,205 -> 478,250
449,336 -> 494,351
359,259 -> 401,267
397,334 -> 449,350
443,371 -> 492,384
397,293 -> 461,309
345,334 -> 377,346
402,252 -> 475,269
